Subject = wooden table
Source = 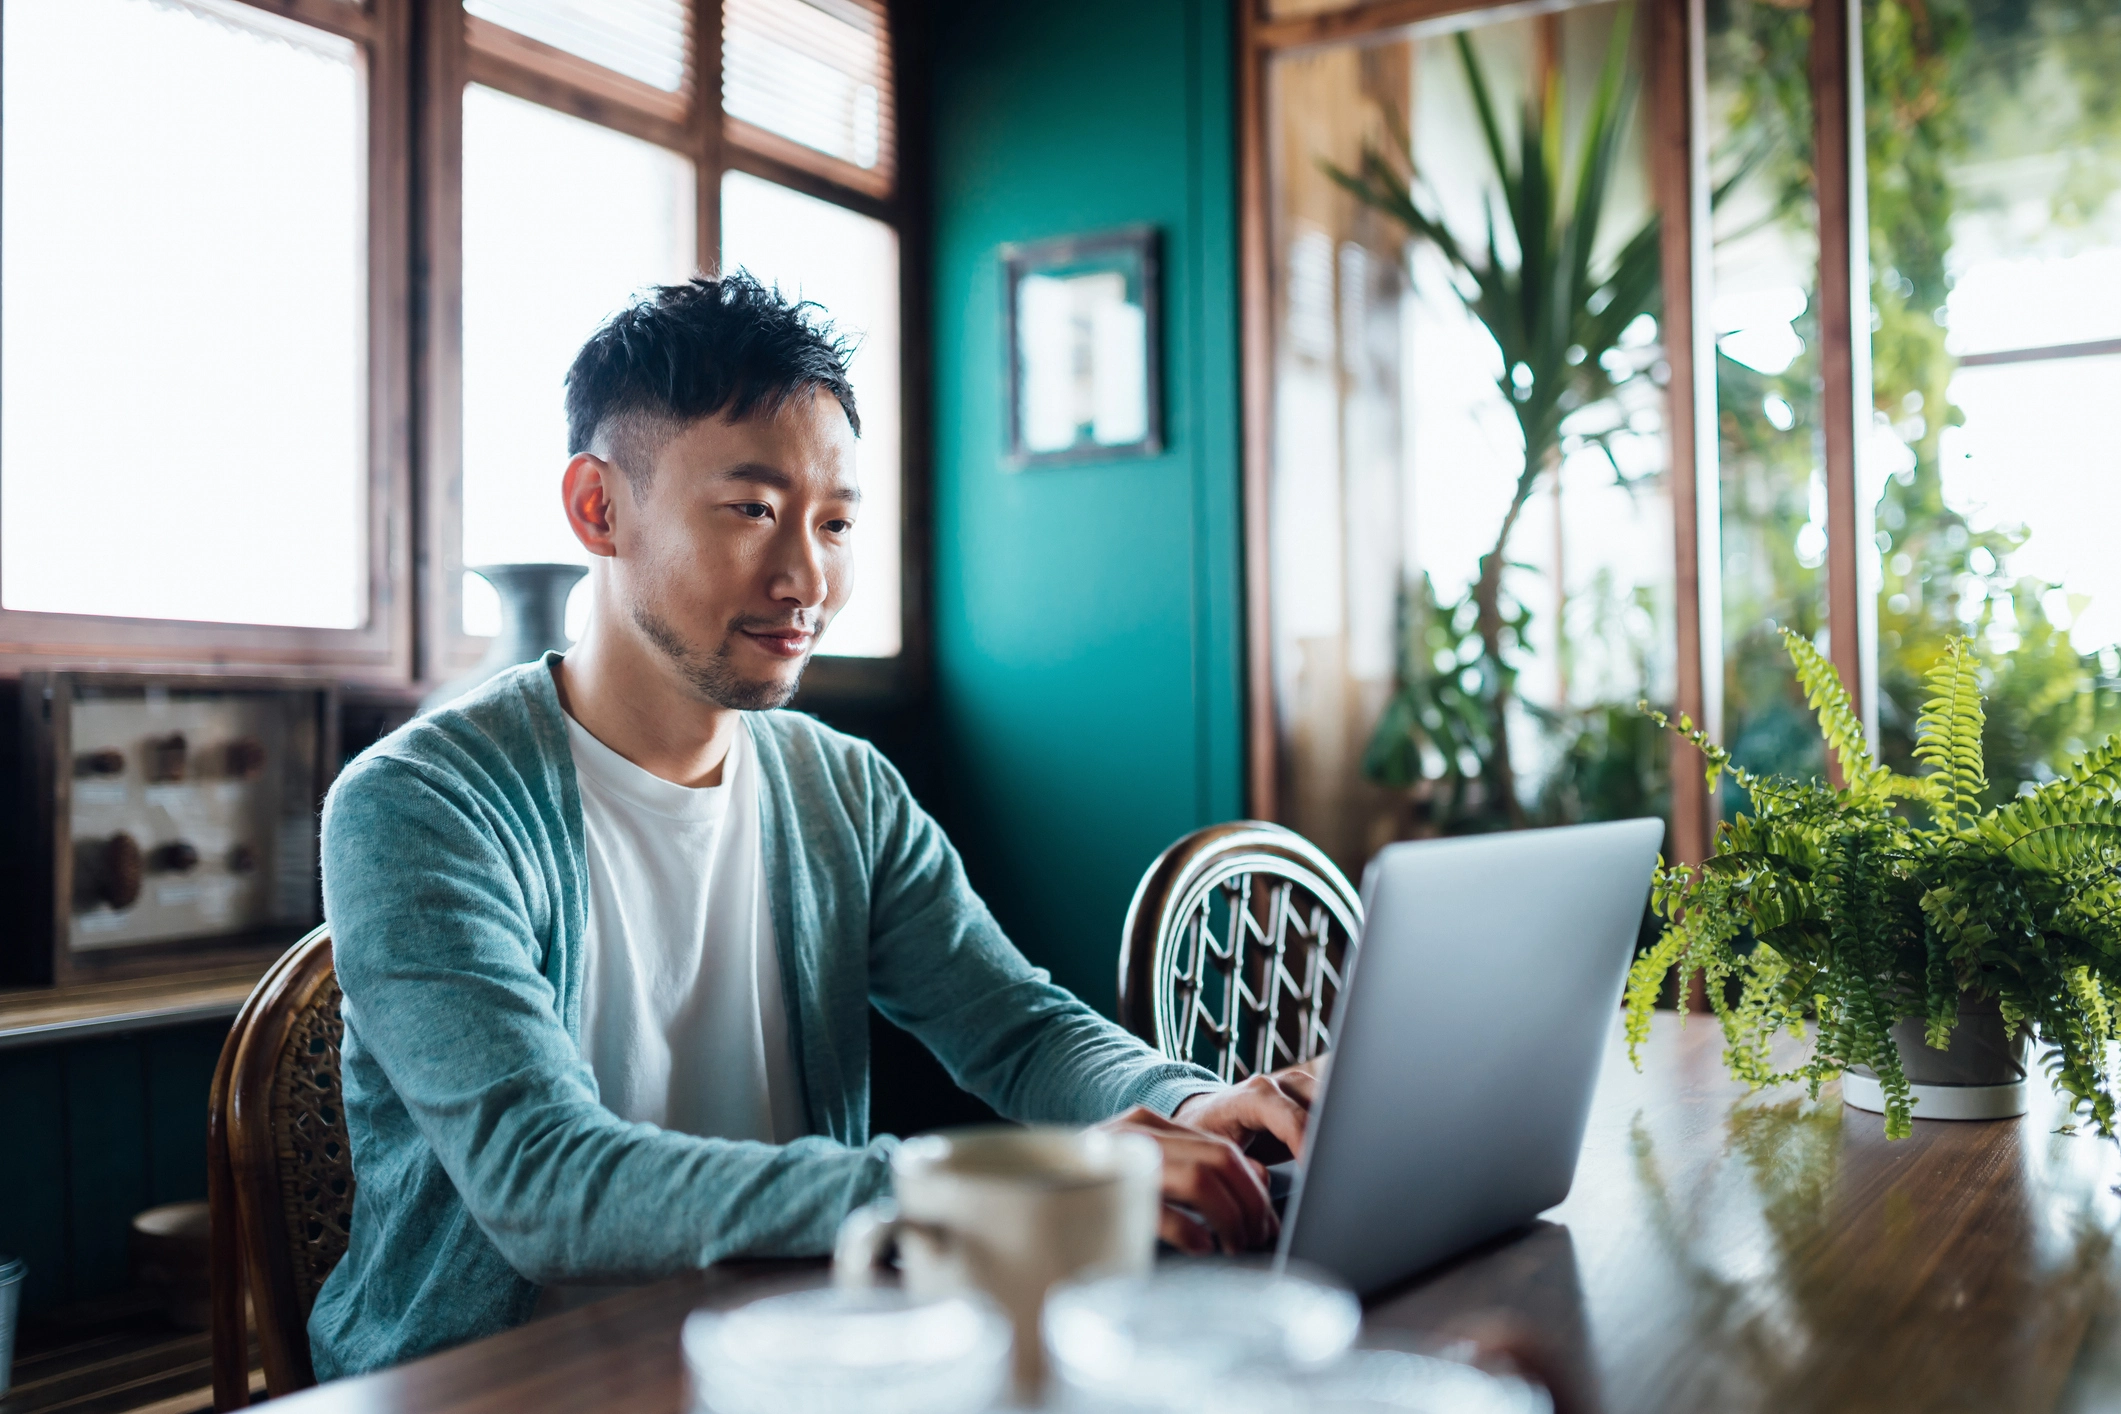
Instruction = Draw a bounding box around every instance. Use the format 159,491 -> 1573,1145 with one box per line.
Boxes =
263,1011 -> 2121,1413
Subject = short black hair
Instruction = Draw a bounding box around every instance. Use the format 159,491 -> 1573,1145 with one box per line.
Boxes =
564,271 -> 859,486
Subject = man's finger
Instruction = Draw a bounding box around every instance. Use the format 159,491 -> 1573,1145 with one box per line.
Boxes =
1158,1204 -> 1215,1254
1241,1078 -> 1311,1157
1096,1109 -> 1280,1249
1276,1066 -> 1321,1108
1163,1142 -> 1258,1250
1172,1132 -> 1279,1250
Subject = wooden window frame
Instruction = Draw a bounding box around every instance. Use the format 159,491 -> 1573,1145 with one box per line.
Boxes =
0,0 -> 923,703
1238,0 -> 1877,871
0,0 -> 417,682
421,0 -> 923,702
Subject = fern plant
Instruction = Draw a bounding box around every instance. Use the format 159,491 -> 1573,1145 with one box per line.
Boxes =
1629,629 -> 2121,1139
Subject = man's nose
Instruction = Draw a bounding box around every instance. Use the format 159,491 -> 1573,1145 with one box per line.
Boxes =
769,524 -> 828,608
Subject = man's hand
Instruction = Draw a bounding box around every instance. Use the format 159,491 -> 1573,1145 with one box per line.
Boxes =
1095,1058 -> 1327,1255
1095,1106 -> 1276,1254
1171,1061 -> 1321,1162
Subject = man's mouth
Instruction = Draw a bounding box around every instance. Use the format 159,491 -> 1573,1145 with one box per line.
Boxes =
739,625 -> 815,659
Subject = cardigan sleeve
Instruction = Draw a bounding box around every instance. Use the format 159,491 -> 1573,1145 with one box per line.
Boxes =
855,748 -> 1223,1123
322,753 -> 894,1284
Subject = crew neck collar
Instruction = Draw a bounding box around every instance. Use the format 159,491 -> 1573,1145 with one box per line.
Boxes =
561,709 -> 746,822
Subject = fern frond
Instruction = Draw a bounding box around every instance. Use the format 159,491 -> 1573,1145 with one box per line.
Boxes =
2058,731 -> 2121,797
1922,921 -> 1957,1050
2070,966 -> 2113,1046
1780,627 -> 1873,784
1987,730 -> 2121,846
1913,638 -> 1987,832
1638,701 -> 1832,813
1978,797 -> 2121,876
1624,924 -> 1687,1063
1881,773 -> 1942,804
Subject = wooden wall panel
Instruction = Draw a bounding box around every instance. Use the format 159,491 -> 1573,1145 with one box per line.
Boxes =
63,1040 -> 150,1303
0,1047 -> 68,1313
144,1026 -> 225,1207
0,1022 -> 224,1318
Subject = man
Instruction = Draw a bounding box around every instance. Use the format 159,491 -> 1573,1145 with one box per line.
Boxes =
312,274 -> 1312,1378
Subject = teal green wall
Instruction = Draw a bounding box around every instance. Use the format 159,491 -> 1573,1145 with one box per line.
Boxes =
928,0 -> 1245,1010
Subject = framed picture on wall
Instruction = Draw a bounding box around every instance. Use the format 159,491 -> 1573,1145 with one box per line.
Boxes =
1002,226 -> 1162,467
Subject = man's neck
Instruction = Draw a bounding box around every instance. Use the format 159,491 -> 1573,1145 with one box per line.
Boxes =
552,621 -> 741,788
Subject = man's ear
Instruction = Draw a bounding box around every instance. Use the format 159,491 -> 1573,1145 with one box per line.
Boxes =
562,452 -> 623,558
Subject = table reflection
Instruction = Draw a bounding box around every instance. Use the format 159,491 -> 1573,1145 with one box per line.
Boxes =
1573,1037 -> 2121,1411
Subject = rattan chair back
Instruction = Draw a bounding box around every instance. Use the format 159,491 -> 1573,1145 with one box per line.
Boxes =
1119,821 -> 1363,1080
208,925 -> 354,1408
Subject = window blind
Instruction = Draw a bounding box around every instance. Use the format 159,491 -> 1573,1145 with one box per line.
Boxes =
465,0 -> 690,94
723,0 -> 893,184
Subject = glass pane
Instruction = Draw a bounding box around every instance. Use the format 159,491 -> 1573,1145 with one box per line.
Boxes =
460,85 -> 696,636
1264,4 -> 1671,870
466,0 -> 690,92
723,0 -> 895,180
1864,0 -> 2121,798
1706,0 -> 1830,796
1,0 -> 366,629
720,169 -> 902,659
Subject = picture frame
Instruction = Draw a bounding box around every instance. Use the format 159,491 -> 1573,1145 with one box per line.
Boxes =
1001,226 -> 1163,468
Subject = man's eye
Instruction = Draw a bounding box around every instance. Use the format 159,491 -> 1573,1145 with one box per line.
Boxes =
734,503 -> 771,519
823,519 -> 855,534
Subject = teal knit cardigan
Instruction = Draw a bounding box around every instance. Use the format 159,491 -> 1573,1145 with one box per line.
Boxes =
308,657 -> 1217,1379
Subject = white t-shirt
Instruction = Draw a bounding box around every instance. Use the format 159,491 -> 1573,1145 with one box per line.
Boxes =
564,713 -> 805,1145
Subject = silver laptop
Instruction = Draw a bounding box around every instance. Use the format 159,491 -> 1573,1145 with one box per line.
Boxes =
1274,818 -> 1663,1294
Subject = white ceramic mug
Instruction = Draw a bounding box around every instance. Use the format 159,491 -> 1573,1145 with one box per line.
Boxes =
833,1125 -> 1161,1396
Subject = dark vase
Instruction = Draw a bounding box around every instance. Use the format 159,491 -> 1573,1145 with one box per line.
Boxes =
1844,1002 -> 2031,1122
422,562 -> 587,711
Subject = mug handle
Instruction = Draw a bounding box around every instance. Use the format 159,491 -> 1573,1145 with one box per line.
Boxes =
832,1201 -> 953,1288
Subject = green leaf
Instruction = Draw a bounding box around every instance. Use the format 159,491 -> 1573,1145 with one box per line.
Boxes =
1781,627 -> 1874,783
1913,636 -> 1988,832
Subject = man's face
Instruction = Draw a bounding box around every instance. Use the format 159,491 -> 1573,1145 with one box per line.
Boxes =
604,388 -> 859,710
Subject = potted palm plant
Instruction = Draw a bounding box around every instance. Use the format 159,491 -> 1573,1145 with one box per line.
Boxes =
1627,629 -> 2121,1139
1324,9 -> 1662,828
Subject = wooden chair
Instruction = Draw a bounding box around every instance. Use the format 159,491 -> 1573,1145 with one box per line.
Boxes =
1119,821 -> 1364,1081
208,925 -> 355,1409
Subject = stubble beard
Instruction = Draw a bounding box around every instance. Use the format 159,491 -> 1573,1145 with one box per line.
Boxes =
631,602 -> 805,711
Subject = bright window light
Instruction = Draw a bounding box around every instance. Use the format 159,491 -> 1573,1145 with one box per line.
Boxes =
466,0 -> 690,93
459,85 -> 695,636
1,0 -> 367,628
720,169 -> 902,659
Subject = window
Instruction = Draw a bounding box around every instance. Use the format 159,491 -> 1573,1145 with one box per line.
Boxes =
0,0 -> 402,668
459,86 -> 697,635
1257,4 -> 1673,866
1240,0 -> 2121,864
466,0 -> 691,91
0,0 -> 907,688
723,0 -> 895,193
720,170 -> 901,658
1707,0 -> 1831,793
429,0 -> 908,680
1861,0 -> 2121,798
